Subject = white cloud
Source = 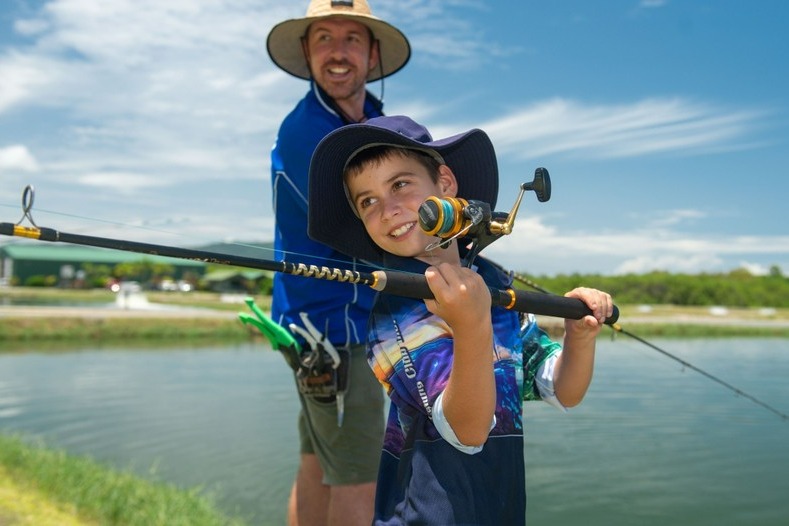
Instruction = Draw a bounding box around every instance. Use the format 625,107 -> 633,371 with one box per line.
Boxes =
0,145 -> 40,172
0,54 -> 54,112
645,209 -> 706,228
77,172 -> 170,192
377,0 -> 515,69
14,18 -> 50,36
614,254 -> 722,274
479,98 -> 763,160
482,213 -> 789,275
640,0 -> 668,8
737,262 -> 770,276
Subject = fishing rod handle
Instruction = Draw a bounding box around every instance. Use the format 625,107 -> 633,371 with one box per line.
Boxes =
373,269 -> 619,325
493,288 -> 620,325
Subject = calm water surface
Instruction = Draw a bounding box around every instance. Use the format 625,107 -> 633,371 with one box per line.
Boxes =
1,337 -> 787,525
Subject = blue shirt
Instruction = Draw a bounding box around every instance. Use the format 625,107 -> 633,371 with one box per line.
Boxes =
367,254 -> 563,525
270,83 -> 383,346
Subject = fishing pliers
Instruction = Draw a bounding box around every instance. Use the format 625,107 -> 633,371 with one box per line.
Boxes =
239,298 -> 347,426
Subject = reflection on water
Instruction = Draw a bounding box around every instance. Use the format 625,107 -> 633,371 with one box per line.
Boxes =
0,296 -> 114,307
1,339 -> 788,525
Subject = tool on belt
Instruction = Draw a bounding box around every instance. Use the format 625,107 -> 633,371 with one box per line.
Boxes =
239,298 -> 349,426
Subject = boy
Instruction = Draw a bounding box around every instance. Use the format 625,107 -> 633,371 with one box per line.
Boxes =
307,115 -> 613,525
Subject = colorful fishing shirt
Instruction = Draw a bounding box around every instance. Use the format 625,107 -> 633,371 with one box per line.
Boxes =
368,254 -> 563,525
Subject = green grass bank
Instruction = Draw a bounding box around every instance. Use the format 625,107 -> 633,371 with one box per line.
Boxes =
0,434 -> 245,526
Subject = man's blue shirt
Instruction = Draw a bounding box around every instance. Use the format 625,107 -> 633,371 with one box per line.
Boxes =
270,82 -> 383,346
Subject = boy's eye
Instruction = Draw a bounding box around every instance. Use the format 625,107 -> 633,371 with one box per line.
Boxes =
358,196 -> 377,210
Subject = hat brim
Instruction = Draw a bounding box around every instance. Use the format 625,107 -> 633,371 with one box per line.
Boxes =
267,14 -> 411,82
308,121 -> 499,265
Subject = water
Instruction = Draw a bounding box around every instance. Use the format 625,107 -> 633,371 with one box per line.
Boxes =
1,338 -> 787,525
0,343 -> 299,523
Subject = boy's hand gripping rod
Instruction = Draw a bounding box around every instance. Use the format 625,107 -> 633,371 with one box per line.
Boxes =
0,184 -> 618,325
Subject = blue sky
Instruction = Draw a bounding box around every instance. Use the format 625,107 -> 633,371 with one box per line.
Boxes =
1,0 -> 787,276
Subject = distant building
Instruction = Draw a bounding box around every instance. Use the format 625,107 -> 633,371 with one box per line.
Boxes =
0,243 -> 206,286
202,269 -> 272,293
0,240 -> 275,288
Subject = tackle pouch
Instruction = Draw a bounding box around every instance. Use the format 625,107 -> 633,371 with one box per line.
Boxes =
295,347 -> 350,403
289,311 -> 347,403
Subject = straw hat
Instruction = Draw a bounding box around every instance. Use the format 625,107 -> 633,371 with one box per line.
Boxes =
267,0 -> 411,82
308,116 -> 499,264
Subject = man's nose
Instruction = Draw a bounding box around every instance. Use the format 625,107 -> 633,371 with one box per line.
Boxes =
328,39 -> 350,58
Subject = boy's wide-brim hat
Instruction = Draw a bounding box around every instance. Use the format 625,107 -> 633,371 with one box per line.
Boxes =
308,115 -> 499,264
267,0 -> 411,82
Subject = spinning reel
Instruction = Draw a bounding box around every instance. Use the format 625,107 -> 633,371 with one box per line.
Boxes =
418,167 -> 551,267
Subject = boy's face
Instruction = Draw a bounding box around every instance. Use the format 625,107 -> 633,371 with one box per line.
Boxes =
346,152 -> 459,261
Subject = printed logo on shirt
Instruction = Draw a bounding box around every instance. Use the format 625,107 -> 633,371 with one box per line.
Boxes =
392,317 -> 433,418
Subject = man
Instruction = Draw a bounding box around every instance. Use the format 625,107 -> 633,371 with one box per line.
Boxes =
265,1 -> 410,524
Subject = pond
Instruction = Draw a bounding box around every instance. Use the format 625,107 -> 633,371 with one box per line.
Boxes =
1,337 -> 788,525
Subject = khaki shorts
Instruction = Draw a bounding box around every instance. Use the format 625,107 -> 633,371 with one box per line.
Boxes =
298,343 -> 385,485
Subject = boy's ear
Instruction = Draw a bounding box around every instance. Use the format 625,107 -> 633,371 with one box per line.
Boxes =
437,164 -> 459,197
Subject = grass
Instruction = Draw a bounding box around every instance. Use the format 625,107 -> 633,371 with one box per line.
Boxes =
0,316 -> 251,344
0,287 -> 271,345
0,287 -> 270,312
0,434 -> 244,526
0,464 -> 89,526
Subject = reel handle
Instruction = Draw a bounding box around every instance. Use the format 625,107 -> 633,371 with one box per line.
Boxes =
523,167 -> 551,203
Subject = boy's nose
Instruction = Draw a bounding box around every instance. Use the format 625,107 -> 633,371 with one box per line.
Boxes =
381,199 -> 401,221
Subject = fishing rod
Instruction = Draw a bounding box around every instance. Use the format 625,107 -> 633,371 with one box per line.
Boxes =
511,273 -> 789,421
0,185 -> 618,324
413,181 -> 787,421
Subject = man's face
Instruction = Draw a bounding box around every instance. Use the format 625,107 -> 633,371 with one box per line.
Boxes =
303,18 -> 379,103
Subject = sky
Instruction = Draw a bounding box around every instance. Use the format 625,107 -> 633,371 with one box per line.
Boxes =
1,0 -> 788,277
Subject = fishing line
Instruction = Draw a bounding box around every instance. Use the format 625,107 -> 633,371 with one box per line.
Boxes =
512,272 -> 789,421
0,194 -> 378,273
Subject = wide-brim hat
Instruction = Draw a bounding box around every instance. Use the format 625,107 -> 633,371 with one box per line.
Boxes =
308,115 -> 499,264
267,0 -> 411,82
